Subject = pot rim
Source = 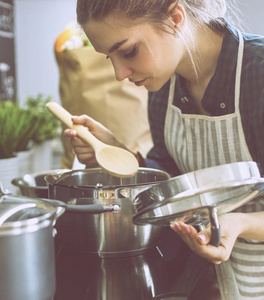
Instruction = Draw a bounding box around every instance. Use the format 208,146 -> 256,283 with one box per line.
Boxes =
11,169 -> 71,189
45,167 -> 171,190
0,212 -> 55,236
0,195 -> 65,235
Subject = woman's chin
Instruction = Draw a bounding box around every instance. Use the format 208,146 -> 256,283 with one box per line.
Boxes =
144,80 -> 167,92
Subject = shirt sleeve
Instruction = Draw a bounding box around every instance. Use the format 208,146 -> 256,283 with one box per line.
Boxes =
239,35 -> 264,173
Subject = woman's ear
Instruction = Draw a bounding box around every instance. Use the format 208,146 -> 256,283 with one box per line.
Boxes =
167,3 -> 186,32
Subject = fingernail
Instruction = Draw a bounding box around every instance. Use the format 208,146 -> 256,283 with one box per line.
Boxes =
198,234 -> 206,242
174,222 -> 181,231
70,130 -> 77,136
72,116 -> 79,120
184,224 -> 191,234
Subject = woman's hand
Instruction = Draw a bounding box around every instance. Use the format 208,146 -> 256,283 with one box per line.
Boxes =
64,115 -> 126,167
170,213 -> 243,264
171,211 -> 264,264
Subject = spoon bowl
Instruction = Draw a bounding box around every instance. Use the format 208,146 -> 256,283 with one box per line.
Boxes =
46,102 -> 139,178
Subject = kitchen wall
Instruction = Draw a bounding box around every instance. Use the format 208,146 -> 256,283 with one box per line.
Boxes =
14,0 -> 77,105
14,0 -> 264,106
234,1 -> 264,36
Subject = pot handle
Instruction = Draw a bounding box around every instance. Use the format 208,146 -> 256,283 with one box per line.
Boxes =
208,181 -> 264,247
195,182 -> 264,248
40,198 -> 120,214
40,199 -> 66,226
66,203 -> 120,214
209,205 -> 221,247
197,205 -> 221,247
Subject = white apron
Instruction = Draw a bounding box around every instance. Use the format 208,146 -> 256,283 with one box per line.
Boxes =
164,30 -> 264,299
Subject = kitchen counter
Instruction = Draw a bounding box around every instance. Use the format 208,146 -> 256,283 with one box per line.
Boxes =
53,228 -> 216,300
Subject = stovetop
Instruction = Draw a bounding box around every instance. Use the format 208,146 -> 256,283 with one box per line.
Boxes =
53,229 -> 211,300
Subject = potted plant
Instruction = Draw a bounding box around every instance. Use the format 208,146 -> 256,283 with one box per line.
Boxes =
0,96 -> 62,192
0,100 -> 42,191
0,101 -> 42,158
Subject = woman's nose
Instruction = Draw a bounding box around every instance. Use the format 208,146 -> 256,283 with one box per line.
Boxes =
112,59 -> 133,81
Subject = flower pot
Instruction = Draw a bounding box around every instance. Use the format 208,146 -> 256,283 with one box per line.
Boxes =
17,148 -> 34,177
0,156 -> 19,193
32,140 -> 53,173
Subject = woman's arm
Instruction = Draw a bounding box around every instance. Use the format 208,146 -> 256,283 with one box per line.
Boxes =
171,211 -> 264,264
237,211 -> 264,240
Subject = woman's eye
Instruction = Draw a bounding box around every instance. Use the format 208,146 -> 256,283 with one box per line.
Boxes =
124,45 -> 137,58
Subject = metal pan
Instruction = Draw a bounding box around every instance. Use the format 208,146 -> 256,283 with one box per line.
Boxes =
132,161 -> 264,246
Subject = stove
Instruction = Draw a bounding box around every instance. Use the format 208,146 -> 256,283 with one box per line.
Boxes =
53,228 -> 216,300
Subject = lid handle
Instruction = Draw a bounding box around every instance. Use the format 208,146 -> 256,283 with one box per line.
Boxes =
0,182 -> 12,196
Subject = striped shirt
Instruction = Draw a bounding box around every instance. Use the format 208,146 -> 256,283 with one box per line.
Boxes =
146,22 -> 264,178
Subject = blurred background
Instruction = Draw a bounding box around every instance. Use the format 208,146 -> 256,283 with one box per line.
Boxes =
11,0 -> 264,107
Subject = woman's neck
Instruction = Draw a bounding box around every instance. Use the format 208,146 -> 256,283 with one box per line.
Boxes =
179,25 -> 225,104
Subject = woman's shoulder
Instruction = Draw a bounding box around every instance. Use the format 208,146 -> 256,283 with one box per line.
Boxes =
225,22 -> 264,60
243,32 -> 264,61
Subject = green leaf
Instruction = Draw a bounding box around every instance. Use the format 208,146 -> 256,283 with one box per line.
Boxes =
0,96 -> 62,158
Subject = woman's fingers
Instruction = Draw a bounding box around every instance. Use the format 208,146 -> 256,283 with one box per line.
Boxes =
71,115 -> 100,129
170,221 -> 227,264
171,221 -> 199,251
64,128 -> 77,138
77,154 -> 97,167
63,127 -> 96,166
73,142 -> 96,166
74,146 -> 97,166
63,114 -> 125,167
197,231 -> 210,245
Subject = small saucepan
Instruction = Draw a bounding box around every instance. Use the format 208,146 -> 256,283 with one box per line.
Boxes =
0,190 -> 65,300
131,161 -> 264,246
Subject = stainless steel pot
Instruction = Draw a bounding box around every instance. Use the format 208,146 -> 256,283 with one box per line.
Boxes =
45,167 -> 170,258
0,192 -> 65,300
11,169 -> 70,198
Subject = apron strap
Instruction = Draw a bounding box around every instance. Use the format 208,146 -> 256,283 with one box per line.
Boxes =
234,30 -> 244,111
215,261 -> 240,300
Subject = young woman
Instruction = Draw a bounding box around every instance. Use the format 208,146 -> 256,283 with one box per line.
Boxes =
65,0 -> 264,298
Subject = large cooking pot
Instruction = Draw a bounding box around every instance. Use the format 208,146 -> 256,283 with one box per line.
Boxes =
0,191 -> 65,300
45,167 -> 170,258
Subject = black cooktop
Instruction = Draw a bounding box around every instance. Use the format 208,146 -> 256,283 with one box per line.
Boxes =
53,228 -> 215,300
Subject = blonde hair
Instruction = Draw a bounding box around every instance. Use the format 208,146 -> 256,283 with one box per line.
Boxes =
76,0 -> 239,79
76,0 -> 232,28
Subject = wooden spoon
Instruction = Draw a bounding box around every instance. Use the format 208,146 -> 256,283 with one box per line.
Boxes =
46,102 -> 139,178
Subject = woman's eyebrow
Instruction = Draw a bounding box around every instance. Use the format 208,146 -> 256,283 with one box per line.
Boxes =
108,39 -> 128,53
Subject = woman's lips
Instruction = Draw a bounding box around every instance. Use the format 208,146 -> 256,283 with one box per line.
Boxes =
131,78 -> 147,86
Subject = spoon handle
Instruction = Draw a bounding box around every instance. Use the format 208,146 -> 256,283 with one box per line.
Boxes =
46,102 -> 103,150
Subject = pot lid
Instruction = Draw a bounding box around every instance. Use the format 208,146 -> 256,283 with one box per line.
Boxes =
133,162 -> 264,226
133,179 -> 264,226
0,194 -> 59,226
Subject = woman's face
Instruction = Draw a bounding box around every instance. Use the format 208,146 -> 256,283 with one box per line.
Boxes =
83,14 -> 184,91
